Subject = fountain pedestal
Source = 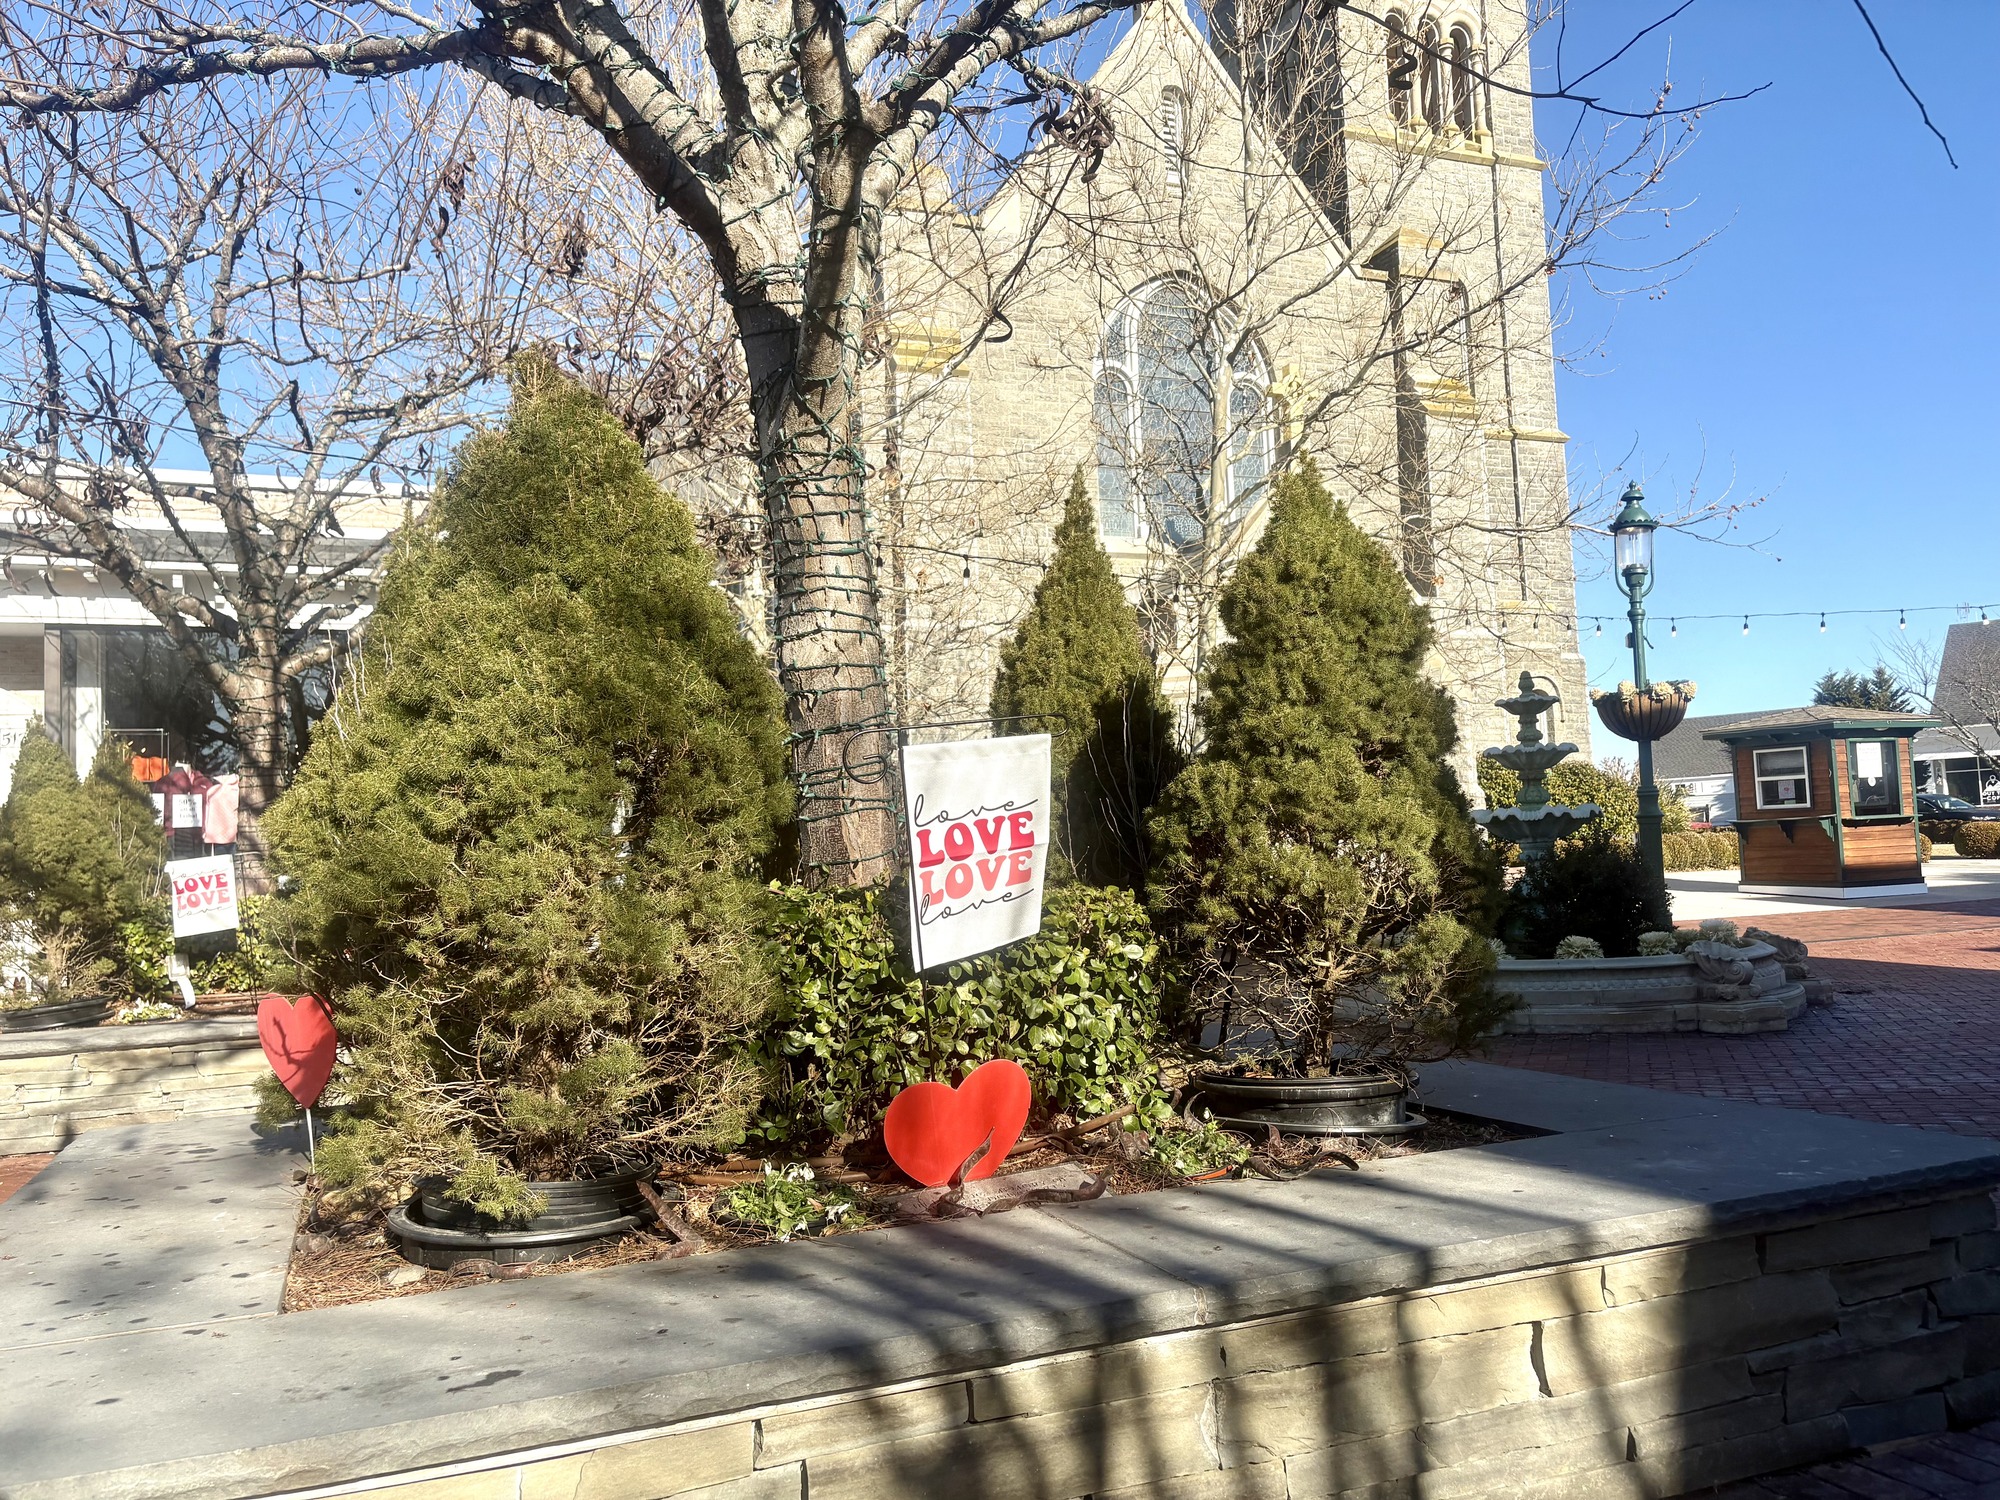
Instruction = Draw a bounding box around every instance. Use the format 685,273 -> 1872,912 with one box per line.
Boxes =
1473,673 -> 1600,864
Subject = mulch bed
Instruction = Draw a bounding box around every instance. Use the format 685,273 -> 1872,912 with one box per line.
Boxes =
281,1110 -> 1523,1313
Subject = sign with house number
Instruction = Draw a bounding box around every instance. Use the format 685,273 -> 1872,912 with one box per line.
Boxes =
901,734 -> 1050,970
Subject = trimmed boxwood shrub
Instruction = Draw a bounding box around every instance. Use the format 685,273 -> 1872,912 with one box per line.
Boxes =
1956,823 -> 2000,858
749,883 -> 1169,1150
1663,831 -> 1739,871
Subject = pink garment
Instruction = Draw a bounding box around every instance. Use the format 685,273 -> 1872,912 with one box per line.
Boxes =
202,775 -> 240,845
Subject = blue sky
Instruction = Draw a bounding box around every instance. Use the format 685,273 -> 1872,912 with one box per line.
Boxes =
1544,2 -> 1999,715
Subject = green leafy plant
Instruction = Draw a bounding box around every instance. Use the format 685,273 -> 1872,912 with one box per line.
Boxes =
186,896 -> 293,993
749,882 -> 1169,1150
1147,461 -> 1504,1078
268,363 -> 792,1222
990,470 -> 1181,888
713,1164 -> 867,1241
1636,931 -> 1677,956
1500,825 -> 1669,959
1148,1119 -> 1249,1178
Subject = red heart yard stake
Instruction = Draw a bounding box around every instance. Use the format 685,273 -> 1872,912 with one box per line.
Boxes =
883,1058 -> 1032,1187
257,992 -> 338,1109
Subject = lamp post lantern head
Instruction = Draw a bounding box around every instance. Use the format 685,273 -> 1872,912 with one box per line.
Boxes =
1611,481 -> 1658,598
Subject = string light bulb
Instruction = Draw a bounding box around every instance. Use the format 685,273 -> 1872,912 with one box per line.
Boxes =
1742,616 -> 1750,636
1670,619 -> 1678,637
962,556 -> 972,580
1899,609 -> 1907,631
1594,619 -> 1602,637
1819,613 -> 1826,633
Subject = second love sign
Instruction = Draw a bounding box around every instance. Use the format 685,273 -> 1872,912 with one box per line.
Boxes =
901,733 -> 1051,969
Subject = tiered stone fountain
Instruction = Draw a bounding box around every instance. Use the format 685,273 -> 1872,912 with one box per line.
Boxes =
1472,672 -> 1601,861
1474,672 -> 1805,1034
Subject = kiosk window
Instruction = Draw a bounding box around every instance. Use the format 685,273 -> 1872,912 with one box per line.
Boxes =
1753,747 -> 1811,810
1849,739 -> 1901,815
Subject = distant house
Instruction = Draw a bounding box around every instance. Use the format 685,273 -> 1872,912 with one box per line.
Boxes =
1915,621 -> 2000,804
1641,711 -> 1769,825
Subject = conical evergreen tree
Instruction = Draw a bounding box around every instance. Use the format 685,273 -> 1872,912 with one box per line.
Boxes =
0,728 -> 167,991
1148,462 -> 1504,1073
991,471 -> 1180,887
268,362 -> 792,1219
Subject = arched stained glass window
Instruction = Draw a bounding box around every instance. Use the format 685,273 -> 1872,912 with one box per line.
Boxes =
1095,280 -> 1276,552
1448,25 -> 1479,132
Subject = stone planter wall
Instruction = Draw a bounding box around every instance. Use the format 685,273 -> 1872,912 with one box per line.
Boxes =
266,1190 -> 2000,1500
1493,940 -> 1809,1035
0,1019 -> 264,1154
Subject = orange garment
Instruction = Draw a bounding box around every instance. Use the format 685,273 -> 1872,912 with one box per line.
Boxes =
130,755 -> 169,784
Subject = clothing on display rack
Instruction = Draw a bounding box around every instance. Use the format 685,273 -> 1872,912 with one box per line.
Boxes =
202,775 -> 240,845
154,766 -> 218,834
130,754 -> 170,784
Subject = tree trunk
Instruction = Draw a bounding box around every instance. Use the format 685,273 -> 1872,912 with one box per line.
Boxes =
225,668 -> 288,896
735,161 -> 899,888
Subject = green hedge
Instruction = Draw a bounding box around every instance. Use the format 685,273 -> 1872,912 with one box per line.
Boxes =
1955,823 -> 2000,859
1662,831 -> 1739,871
748,882 -> 1169,1150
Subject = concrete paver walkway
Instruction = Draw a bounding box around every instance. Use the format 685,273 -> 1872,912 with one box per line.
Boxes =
1488,899 -> 2000,1138
0,1112 -> 302,1353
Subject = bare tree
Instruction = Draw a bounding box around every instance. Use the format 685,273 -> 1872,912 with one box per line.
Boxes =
0,79 -> 542,883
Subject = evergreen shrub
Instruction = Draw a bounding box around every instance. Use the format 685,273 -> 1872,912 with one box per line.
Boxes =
1501,825 -> 1669,959
991,471 -> 1180,888
1955,823 -> 2000,859
750,882 -> 1167,1150
268,364 -> 791,1220
0,729 -> 169,999
1147,462 -> 1504,1077
1663,831 -> 1739,871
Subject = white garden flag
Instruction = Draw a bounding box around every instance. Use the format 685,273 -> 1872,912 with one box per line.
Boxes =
902,734 -> 1051,969
167,854 -> 239,939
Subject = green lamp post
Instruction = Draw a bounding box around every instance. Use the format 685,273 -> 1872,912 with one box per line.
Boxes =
1610,482 -> 1665,886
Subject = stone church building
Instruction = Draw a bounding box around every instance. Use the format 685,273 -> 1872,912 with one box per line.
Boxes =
848,0 -> 1591,786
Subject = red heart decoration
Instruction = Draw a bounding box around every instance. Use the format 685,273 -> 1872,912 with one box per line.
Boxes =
883,1058 -> 1032,1187
257,992 -> 338,1108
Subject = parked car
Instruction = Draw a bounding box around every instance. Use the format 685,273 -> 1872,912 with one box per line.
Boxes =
1916,793 -> 2000,824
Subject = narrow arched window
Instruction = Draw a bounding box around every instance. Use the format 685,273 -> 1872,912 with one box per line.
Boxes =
1158,86 -> 1187,188
1385,14 -> 1414,125
1095,372 -> 1137,538
1449,25 -> 1478,133
1418,21 -> 1444,128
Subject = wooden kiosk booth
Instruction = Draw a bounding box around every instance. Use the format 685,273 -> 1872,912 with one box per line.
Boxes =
1704,707 -> 1939,898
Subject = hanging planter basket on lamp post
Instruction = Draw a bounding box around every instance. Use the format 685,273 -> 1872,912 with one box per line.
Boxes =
1592,680 -> 1697,743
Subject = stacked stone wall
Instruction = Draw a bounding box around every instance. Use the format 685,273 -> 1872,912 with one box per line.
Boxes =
310,1191 -> 2000,1500
0,1020 -> 264,1153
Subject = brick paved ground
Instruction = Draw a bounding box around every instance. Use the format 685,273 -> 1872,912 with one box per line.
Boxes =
1487,900 -> 2000,1139
0,1151 -> 53,1207
1713,1422 -> 2000,1498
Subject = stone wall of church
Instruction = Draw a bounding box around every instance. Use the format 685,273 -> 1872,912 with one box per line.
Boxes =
869,0 -> 1592,787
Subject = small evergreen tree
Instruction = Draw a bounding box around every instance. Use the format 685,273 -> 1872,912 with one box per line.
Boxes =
0,728 -> 168,997
268,363 -> 792,1219
991,471 -> 1180,887
1148,462 -> 1504,1075
1812,665 -> 1910,713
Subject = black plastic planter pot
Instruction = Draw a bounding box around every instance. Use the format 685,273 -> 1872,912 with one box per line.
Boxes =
1194,1071 -> 1426,1138
387,1167 -> 654,1268
0,997 -> 112,1031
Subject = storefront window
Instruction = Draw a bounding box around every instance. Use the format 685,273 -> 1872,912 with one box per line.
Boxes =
1753,746 -> 1811,810
1848,739 -> 1902,815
